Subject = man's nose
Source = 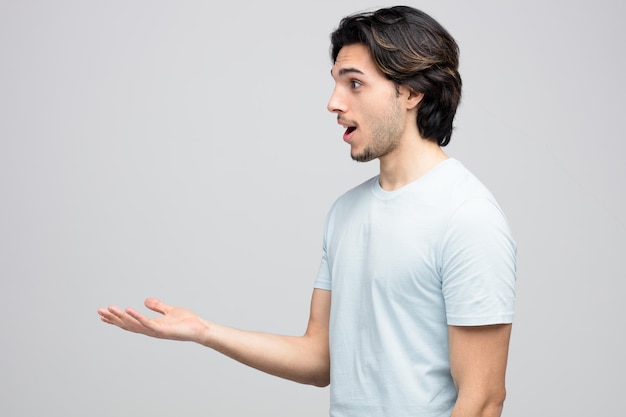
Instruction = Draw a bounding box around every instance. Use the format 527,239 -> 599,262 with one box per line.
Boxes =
327,87 -> 345,113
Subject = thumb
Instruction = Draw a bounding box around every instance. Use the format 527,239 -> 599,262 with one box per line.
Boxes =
144,298 -> 170,315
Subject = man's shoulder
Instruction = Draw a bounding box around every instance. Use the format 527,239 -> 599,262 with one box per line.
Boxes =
336,175 -> 378,202
433,158 -> 497,202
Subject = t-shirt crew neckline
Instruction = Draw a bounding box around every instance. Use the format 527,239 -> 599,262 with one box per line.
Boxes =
371,157 -> 457,201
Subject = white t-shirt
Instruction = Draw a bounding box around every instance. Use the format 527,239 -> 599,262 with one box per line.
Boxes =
314,158 -> 517,417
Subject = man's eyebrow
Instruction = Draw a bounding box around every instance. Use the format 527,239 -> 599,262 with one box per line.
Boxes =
331,67 -> 365,77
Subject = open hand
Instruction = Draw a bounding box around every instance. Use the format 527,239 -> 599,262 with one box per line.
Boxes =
97,298 -> 209,343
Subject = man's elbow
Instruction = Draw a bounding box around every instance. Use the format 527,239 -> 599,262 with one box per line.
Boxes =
305,366 -> 330,387
479,387 -> 507,417
310,375 -> 330,388
455,387 -> 507,417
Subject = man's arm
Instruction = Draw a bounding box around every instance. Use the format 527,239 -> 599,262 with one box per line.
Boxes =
97,288 -> 331,387
448,323 -> 512,417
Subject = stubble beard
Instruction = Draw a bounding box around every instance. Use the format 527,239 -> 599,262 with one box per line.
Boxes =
351,140 -> 399,162
351,101 -> 404,163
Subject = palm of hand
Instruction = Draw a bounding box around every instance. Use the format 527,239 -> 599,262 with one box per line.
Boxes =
98,298 -> 208,343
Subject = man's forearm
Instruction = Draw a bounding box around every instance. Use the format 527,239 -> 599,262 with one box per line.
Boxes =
199,321 -> 330,387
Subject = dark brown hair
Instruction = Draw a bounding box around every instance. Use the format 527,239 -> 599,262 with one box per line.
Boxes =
331,6 -> 462,146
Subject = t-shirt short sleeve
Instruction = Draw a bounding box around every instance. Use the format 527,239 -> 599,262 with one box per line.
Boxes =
314,232 -> 332,291
440,197 -> 517,326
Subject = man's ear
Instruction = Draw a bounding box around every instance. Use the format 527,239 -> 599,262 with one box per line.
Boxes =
398,84 -> 423,110
405,88 -> 424,111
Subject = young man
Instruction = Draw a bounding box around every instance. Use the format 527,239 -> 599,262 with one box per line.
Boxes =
98,6 -> 516,417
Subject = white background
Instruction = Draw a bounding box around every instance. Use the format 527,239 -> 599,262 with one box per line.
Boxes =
1,0 -> 624,415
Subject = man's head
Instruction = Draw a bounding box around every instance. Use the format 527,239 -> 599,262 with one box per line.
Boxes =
330,6 -> 462,147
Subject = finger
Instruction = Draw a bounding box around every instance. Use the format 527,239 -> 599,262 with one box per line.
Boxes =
98,308 -> 127,328
106,305 -> 144,332
125,307 -> 163,337
107,305 -> 127,319
99,314 -> 123,326
98,308 -> 116,325
98,305 -> 122,323
126,307 -> 151,325
144,298 -> 171,315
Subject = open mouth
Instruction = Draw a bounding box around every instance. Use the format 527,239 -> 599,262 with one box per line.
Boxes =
338,117 -> 358,141
343,125 -> 357,142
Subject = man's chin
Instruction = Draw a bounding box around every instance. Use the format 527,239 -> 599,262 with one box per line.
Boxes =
351,150 -> 376,163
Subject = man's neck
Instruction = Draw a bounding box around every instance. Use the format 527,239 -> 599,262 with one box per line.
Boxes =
378,137 -> 448,191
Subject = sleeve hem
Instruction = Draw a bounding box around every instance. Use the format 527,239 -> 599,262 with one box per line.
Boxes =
447,313 -> 514,326
313,281 -> 332,291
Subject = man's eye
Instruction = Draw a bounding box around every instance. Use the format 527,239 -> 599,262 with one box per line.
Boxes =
351,80 -> 362,89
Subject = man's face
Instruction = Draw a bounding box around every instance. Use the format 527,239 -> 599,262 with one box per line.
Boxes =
328,43 -> 406,163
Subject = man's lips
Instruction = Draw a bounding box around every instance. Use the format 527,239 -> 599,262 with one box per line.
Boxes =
343,126 -> 357,142
337,118 -> 357,142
